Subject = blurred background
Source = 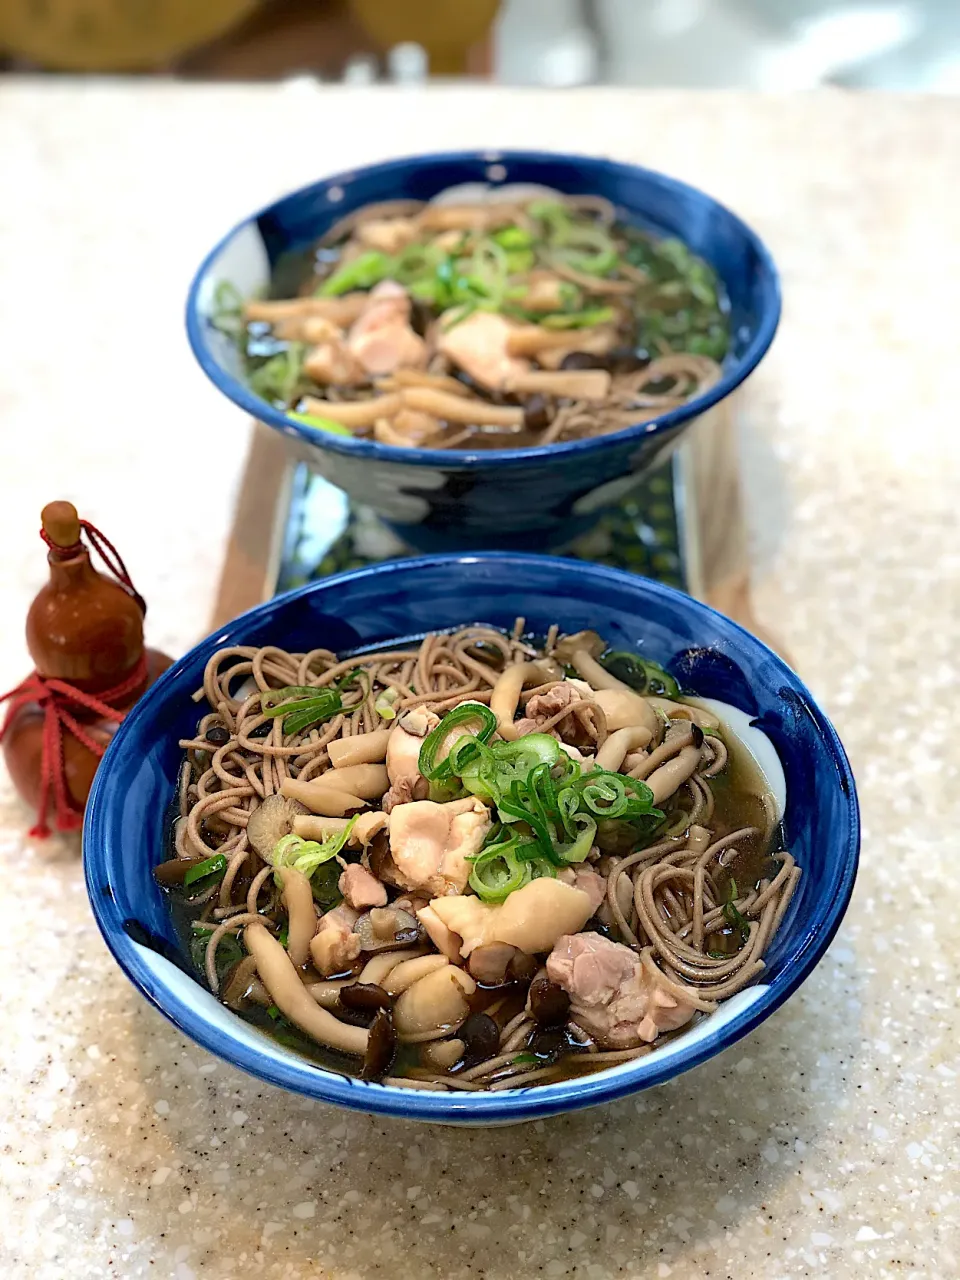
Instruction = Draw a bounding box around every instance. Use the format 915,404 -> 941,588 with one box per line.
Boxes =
0,0 -> 957,90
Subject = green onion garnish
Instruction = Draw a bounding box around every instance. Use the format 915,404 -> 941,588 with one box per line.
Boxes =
260,670 -> 363,736
599,651 -> 681,698
318,250 -> 393,296
540,307 -> 616,330
272,817 -> 357,883
287,410 -> 352,438
722,879 -> 750,943
418,702 -> 498,783
183,853 -> 227,887
417,706 -> 662,896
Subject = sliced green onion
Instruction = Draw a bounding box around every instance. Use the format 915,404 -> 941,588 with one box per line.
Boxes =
211,279 -> 244,335
600,651 -> 681,698
579,773 -> 633,818
468,832 -> 531,902
540,307 -> 615,330
492,734 -> 561,776
249,342 -> 305,407
318,251 -> 394,296
418,703 -> 497,782
492,226 -> 534,250
183,853 -> 227,887
504,249 -> 535,274
261,672 -> 361,736
273,818 -> 357,880
287,410 -> 353,438
560,247 -> 619,277
374,687 -> 403,721
528,199 -> 572,228
555,813 -> 597,864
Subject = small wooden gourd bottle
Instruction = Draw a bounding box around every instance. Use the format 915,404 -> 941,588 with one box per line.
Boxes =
2,501 -> 173,835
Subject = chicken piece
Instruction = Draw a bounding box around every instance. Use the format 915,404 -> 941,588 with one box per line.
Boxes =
557,866 -> 606,914
382,775 -> 429,813
349,811 -> 390,848
355,218 -> 418,255
546,932 -> 697,1048
303,340 -> 366,387
339,863 -> 388,911
382,710 -> 439,811
387,710 -> 439,784
416,903 -> 463,963
309,903 -> 362,976
429,877 -> 594,958
387,797 -> 491,896
436,311 -> 529,391
513,681 -> 582,738
347,281 -> 427,377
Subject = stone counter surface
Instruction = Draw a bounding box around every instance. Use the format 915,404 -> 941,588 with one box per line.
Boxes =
0,83 -> 957,1279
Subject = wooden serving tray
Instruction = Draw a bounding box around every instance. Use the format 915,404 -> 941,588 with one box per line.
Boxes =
211,406 -> 783,658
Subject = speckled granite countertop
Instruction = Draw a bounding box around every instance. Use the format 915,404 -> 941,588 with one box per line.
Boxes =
1,83 -> 957,1279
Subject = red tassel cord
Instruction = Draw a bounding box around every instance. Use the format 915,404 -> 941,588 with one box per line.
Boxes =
40,518 -> 147,615
0,654 -> 147,837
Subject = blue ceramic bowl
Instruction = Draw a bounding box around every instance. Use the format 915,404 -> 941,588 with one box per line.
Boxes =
186,151 -> 780,553
84,555 -> 857,1126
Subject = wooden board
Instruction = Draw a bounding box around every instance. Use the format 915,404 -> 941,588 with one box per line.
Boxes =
211,410 -> 785,661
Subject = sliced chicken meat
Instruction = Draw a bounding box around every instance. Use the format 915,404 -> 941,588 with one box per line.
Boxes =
382,709 -> 439,812
309,903 -> 362,977
557,866 -> 606,914
386,796 -> 491,896
546,932 -> 698,1048
339,862 -> 388,911
436,311 -> 529,391
428,877 -> 594,958
513,681 -> 582,737
347,281 -> 427,377
303,340 -> 366,387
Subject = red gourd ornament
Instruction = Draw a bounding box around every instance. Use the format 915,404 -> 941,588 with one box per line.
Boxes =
1,502 -> 173,836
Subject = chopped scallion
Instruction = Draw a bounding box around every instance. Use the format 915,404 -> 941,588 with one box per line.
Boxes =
183,853 -> 227,887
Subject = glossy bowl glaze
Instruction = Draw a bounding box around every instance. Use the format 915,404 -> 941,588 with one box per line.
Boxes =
84,555 -> 858,1126
186,151 -> 780,552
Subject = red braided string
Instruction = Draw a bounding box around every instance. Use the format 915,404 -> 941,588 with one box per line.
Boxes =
40,519 -> 146,616
0,654 -> 147,837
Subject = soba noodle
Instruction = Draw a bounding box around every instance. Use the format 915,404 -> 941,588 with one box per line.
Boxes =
157,625 -> 798,1090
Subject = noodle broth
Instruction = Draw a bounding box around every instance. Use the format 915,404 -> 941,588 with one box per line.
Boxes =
156,625 -> 798,1092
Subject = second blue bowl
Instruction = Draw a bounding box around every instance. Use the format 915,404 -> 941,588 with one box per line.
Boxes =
186,150 -> 780,552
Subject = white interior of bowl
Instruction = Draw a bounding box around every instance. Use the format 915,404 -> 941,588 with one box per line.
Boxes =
197,221 -> 270,380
